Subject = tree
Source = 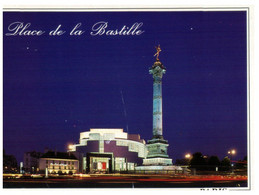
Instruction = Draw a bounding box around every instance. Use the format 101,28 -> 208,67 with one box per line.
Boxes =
175,158 -> 190,166
220,156 -> 231,171
235,156 -> 247,169
208,156 -> 220,171
3,150 -> 18,173
189,152 -> 206,171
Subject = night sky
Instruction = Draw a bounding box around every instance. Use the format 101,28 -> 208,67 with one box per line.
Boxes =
3,11 -> 247,163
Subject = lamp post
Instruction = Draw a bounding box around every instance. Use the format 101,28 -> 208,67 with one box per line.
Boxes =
185,153 -> 194,175
228,149 -> 236,174
184,153 -> 192,166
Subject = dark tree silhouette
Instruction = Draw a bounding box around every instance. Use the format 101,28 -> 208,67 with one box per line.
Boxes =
3,149 -> 18,173
189,152 -> 206,171
235,156 -> 247,169
208,155 -> 220,171
220,156 -> 231,171
175,158 -> 190,166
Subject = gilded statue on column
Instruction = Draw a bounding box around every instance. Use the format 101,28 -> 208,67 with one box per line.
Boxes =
154,44 -> 162,60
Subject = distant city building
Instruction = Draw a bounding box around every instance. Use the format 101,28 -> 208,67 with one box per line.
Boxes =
68,128 -> 147,173
39,151 -> 79,174
23,151 -> 43,173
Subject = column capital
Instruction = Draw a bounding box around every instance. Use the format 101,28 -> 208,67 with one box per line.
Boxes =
149,66 -> 166,79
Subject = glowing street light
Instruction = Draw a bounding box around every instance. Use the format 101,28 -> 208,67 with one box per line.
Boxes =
227,149 -> 236,173
68,144 -> 74,150
185,153 -> 191,159
228,149 -> 236,155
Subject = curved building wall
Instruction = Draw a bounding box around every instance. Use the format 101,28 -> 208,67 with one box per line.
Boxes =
104,141 -> 143,165
76,141 -> 99,153
69,129 -> 147,173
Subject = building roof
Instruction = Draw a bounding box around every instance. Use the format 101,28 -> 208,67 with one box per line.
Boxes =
40,151 -> 77,160
79,128 -> 145,144
25,151 -> 43,158
80,128 -> 127,140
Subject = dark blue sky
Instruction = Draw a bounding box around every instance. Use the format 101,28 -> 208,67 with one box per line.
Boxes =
3,11 -> 247,163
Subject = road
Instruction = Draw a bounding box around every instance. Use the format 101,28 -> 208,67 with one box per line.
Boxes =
3,174 -> 248,188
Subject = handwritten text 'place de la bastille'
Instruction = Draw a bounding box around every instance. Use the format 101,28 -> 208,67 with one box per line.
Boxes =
5,22 -> 145,36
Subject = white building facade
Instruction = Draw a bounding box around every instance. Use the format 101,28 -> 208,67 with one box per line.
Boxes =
39,151 -> 79,174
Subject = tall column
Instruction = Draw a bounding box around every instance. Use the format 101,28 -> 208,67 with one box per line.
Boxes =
140,46 -> 173,166
149,60 -> 166,140
143,59 -> 172,165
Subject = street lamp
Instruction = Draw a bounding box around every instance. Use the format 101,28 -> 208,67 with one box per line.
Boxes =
227,149 -> 236,174
68,144 -> 74,150
184,153 -> 193,174
184,153 -> 192,166
228,149 -> 236,155
185,153 -> 191,159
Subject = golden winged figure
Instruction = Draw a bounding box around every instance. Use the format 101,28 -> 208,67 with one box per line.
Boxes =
154,44 -> 162,60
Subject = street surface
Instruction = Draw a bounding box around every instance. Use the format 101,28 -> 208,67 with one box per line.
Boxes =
3,174 -> 248,188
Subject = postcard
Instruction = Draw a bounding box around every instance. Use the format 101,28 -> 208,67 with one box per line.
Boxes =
3,6 -> 250,190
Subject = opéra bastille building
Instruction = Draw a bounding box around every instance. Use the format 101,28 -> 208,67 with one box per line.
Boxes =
68,128 -> 146,173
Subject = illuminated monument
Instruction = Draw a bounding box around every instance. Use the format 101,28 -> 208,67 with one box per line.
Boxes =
143,45 -> 172,166
136,45 -> 182,172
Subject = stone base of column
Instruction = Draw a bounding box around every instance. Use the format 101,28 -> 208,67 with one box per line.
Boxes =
143,157 -> 172,166
147,136 -> 168,144
146,140 -> 171,157
144,136 -> 173,166
135,165 -> 183,174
